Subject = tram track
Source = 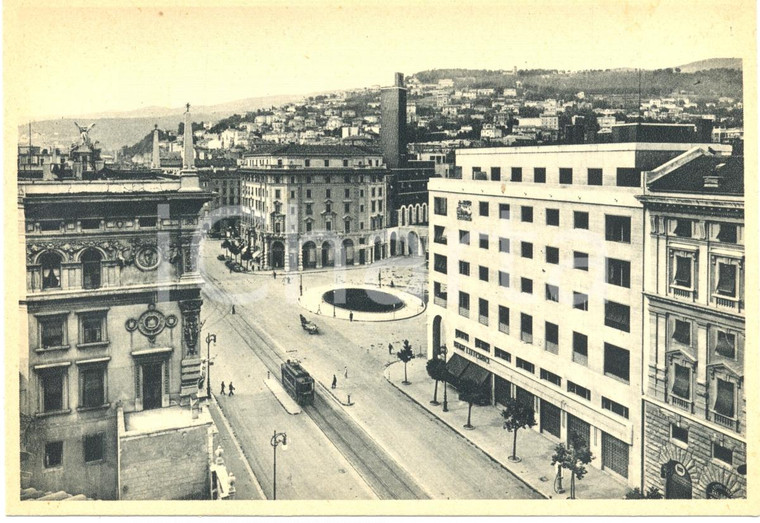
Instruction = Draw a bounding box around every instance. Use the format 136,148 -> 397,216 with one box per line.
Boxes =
201,270 -> 428,500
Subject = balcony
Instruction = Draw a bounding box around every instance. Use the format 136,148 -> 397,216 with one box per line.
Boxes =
670,395 -> 692,413
713,294 -> 741,311
671,286 -> 695,300
711,410 -> 739,432
433,295 -> 447,308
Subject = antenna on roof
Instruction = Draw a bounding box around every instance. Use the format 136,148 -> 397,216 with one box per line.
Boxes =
637,69 -> 642,122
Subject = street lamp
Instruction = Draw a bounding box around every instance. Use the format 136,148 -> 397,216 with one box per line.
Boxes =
270,430 -> 288,500
440,344 -> 449,412
206,333 -> 216,399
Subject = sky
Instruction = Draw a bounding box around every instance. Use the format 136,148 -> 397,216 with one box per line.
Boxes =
5,0 -> 755,122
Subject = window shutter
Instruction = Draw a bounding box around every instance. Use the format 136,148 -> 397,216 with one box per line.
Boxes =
714,379 -> 735,417
672,364 -> 690,399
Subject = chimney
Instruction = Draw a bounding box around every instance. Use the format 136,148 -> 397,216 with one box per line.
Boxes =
151,124 -> 160,169
394,72 -> 404,88
703,162 -> 725,189
180,103 -> 200,191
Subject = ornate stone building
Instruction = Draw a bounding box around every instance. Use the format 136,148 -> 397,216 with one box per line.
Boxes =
18,111 -> 217,499
639,147 -> 746,499
239,144 -> 390,271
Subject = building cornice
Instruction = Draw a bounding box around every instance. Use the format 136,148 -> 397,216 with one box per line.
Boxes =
645,292 -> 745,323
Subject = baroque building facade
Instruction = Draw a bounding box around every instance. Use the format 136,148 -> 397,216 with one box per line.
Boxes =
638,148 -> 746,499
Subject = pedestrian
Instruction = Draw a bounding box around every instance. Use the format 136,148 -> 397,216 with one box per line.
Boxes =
349,311 -> 353,322
273,270 -> 277,279
388,343 -> 394,355
228,382 -> 235,396
317,304 -> 321,315
331,375 -> 337,389
232,305 -> 236,315
344,366 -> 348,379
220,381 -> 226,395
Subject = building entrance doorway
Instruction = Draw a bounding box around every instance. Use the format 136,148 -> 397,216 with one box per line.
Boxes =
142,362 -> 163,410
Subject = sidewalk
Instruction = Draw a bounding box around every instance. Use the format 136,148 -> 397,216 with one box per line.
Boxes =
385,358 -> 629,500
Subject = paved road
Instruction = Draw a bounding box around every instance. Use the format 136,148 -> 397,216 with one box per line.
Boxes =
199,240 -> 542,500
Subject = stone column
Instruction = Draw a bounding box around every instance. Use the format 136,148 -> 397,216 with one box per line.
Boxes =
262,238 -> 269,270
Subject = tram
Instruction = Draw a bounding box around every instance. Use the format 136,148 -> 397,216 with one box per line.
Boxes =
281,359 -> 315,406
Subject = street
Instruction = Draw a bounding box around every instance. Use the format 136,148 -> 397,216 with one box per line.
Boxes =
200,239 -> 542,500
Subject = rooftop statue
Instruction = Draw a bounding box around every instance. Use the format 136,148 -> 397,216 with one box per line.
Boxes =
74,122 -> 96,145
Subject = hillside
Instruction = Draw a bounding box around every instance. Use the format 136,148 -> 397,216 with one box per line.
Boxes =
678,58 -> 741,73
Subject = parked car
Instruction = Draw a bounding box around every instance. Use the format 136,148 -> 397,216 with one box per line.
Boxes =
299,314 -> 319,334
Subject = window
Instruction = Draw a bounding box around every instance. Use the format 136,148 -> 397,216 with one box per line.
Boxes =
455,329 -> 470,341
459,260 -> 470,276
325,221 -> 332,231
498,306 -> 509,334
573,332 -> 588,365
306,222 -> 312,233
40,368 -> 66,412
521,206 -> 533,222
602,397 -> 629,419
520,313 -> 533,343
559,168 -> 573,184
275,189 -> 281,199
574,211 -> 589,230
80,366 -> 105,408
475,338 -> 490,352
371,201 -> 376,212
291,190 -> 296,199
567,381 -> 591,401
343,159 -> 349,167
84,433 -> 104,463
306,189 -> 312,199
672,319 -> 691,345
671,363 -> 691,400
511,167 -> 522,182
546,209 -> 560,226
378,201 -> 382,212
545,284 -> 559,302
606,215 -> 631,243
459,230 -> 470,245
305,203 -> 313,216
616,168 -> 640,187
81,219 -> 100,230
587,168 -> 603,186
490,167 -> 501,181
713,443 -> 733,465
479,266 -> 489,282
344,220 -> 351,233
138,217 -> 157,228
322,160 -> 328,167
717,224 -> 738,243
715,330 -> 736,358
671,424 -> 689,444
498,237 -> 510,253
573,292 -> 588,311
479,298 -> 489,325
479,234 -> 489,249
495,348 -> 511,362
572,251 -> 589,271
516,358 -> 535,373
716,263 -> 737,297
41,252 -> 62,290
434,225 -> 447,244
81,250 -> 102,289
45,441 -> 63,468
521,278 -> 533,294
545,322 -> 559,353
673,255 -> 692,287
80,312 -> 105,345
359,189 -> 364,197
459,292 -> 470,317
604,301 -> 630,332
713,378 -> 735,418
479,201 -> 489,217
433,254 -> 447,274
344,203 -> 350,213
533,167 -> 546,183
521,242 -> 533,259
606,258 -> 631,288
499,203 -> 510,219
541,368 -> 561,386
545,246 -> 559,264
434,197 -> 448,215
498,271 -> 510,288
40,316 -> 66,349
472,166 -> 482,178
673,219 -> 692,238
604,343 -> 630,382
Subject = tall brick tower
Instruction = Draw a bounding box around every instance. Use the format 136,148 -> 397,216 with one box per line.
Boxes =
380,72 -> 407,169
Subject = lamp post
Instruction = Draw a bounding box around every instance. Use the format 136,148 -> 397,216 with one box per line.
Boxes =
270,430 -> 288,500
440,344 -> 449,412
205,333 -> 216,399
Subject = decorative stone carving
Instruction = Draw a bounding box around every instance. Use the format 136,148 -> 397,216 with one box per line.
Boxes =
179,299 -> 203,356
26,239 -> 123,263
134,246 -> 161,271
125,303 -> 177,343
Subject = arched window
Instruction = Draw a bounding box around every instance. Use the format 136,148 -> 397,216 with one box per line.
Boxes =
40,252 -> 62,290
81,249 -> 102,289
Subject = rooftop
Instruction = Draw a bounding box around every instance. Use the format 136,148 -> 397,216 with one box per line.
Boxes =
123,405 -> 212,435
244,143 -> 382,157
647,152 -> 743,196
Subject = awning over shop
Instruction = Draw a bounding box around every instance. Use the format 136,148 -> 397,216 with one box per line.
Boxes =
460,362 -> 491,386
445,353 -> 470,379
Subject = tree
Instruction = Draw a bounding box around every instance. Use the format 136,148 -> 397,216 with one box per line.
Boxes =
501,398 -> 537,462
624,486 -> 663,499
425,358 -> 447,405
397,339 -> 415,384
458,378 -> 482,429
551,432 -> 594,499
